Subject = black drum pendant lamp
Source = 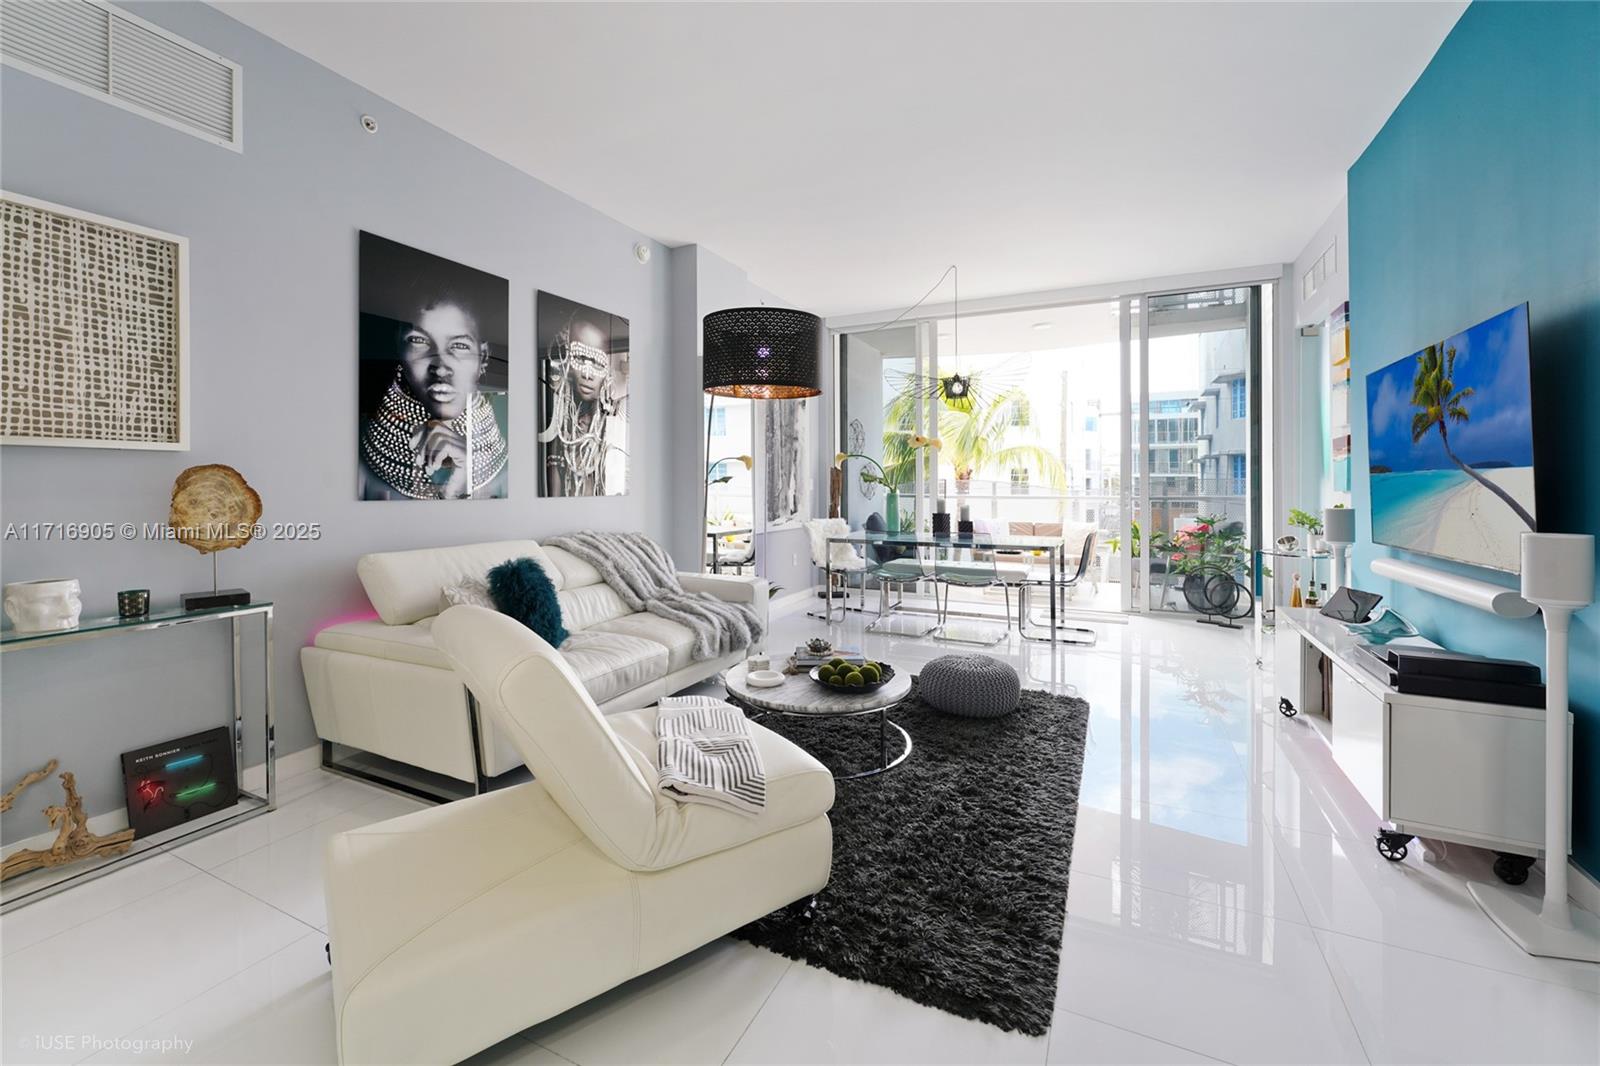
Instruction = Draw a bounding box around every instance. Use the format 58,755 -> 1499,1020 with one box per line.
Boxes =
702,307 -> 824,399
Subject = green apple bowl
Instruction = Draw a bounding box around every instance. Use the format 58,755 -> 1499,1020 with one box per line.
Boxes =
809,661 -> 896,693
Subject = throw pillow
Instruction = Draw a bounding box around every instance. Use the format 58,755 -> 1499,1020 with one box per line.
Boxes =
440,576 -> 495,612
487,557 -> 569,647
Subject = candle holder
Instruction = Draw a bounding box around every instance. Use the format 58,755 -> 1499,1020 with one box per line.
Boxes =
117,589 -> 150,619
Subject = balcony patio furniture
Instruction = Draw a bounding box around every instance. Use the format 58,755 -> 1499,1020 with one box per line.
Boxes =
706,526 -> 755,574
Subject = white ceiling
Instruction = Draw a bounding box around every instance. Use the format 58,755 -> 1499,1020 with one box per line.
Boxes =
217,1 -> 1464,317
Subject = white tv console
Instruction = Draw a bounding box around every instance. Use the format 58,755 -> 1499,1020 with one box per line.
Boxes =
1274,606 -> 1565,883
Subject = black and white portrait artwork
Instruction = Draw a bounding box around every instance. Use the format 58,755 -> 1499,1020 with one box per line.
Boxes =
357,232 -> 509,500
762,397 -> 809,530
537,291 -> 630,497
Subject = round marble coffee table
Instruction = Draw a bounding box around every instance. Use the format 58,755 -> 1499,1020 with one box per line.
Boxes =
725,662 -> 913,780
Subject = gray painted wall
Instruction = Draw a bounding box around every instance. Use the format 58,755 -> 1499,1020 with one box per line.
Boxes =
0,2 -> 688,837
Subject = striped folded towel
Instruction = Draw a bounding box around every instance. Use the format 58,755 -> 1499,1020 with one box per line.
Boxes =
656,696 -> 766,816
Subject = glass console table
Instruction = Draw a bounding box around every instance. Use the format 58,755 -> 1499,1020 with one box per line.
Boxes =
0,602 -> 276,912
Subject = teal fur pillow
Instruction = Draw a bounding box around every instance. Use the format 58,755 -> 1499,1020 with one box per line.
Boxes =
486,557 -> 569,647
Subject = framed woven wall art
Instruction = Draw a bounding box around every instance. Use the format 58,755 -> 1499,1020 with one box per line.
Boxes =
1,191 -> 190,449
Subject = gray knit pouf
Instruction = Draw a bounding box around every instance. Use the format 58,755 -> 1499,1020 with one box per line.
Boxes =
919,655 -> 1021,718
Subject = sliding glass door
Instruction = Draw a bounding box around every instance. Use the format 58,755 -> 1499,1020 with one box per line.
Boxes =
1124,286 -> 1267,615
835,280 -> 1271,621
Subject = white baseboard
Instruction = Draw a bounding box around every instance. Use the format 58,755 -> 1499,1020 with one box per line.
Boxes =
1,743 -> 322,861
240,742 -> 323,792
770,585 -> 820,617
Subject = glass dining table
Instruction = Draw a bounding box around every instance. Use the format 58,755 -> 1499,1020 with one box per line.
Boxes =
822,529 -> 1075,643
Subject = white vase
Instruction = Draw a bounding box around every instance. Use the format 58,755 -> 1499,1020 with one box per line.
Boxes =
4,578 -> 83,633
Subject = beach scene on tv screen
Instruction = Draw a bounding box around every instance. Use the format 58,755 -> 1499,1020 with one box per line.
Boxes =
1366,303 -> 1536,573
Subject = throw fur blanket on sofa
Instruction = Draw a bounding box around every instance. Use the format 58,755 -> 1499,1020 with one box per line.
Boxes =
545,532 -> 763,661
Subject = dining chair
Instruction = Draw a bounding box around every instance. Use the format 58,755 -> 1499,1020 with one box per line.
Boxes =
931,538 -> 1028,646
803,517 -> 868,621
1018,528 -> 1099,645
858,512 -> 936,635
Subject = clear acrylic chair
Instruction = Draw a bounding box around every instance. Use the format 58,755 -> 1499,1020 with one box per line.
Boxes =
1018,529 -> 1099,645
863,542 -> 936,636
931,537 -> 1028,646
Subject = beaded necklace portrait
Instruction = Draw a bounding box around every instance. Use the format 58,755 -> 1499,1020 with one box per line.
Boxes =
536,290 -> 629,497
357,232 -> 509,501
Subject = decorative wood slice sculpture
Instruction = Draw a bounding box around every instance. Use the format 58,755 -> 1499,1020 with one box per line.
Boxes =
1,762 -> 135,881
168,464 -> 262,553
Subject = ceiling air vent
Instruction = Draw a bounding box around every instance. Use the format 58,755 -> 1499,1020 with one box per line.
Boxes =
1,0 -> 241,151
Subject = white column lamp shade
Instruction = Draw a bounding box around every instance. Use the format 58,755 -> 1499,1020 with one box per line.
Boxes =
1323,506 -> 1357,545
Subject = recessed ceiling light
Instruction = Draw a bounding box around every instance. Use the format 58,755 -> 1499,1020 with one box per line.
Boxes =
1031,322 -> 1052,331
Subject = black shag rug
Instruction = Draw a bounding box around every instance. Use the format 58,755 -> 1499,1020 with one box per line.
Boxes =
732,679 -> 1089,1036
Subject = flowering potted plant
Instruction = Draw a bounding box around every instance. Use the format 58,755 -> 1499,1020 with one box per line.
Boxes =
836,437 -> 938,534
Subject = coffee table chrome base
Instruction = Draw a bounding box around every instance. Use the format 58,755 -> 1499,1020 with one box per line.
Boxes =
748,705 -> 912,781
847,715 -> 912,780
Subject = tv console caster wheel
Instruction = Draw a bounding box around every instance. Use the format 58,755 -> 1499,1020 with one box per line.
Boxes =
1278,697 -> 1297,718
1376,831 -> 1412,862
1493,852 -> 1535,885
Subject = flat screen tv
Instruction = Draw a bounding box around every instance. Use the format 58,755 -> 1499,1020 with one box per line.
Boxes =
1365,303 -> 1537,574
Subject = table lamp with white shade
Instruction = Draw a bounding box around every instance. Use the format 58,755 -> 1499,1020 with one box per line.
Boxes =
1468,531 -> 1599,961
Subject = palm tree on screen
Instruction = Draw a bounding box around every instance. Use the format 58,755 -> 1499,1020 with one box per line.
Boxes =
1409,343 -> 1534,529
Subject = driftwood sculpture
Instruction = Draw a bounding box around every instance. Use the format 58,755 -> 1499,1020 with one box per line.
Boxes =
0,759 -> 58,813
1,762 -> 135,881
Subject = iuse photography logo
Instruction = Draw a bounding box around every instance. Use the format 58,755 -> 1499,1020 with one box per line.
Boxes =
20,1034 -> 194,1056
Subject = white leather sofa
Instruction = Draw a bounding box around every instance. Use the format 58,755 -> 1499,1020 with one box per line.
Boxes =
301,539 -> 768,788
324,605 -> 833,1065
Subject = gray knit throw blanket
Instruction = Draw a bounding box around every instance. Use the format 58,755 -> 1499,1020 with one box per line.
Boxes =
545,532 -> 763,661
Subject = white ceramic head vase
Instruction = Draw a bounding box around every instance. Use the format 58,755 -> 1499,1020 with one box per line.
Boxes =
4,578 -> 83,633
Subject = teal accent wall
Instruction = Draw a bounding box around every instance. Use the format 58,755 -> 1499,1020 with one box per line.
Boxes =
1348,2 -> 1600,874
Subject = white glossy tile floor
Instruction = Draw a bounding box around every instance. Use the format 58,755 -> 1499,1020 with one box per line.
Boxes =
3,602 -> 1597,1065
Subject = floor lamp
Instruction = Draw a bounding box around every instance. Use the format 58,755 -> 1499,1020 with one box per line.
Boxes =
1468,531 -> 1599,961
701,307 -> 823,573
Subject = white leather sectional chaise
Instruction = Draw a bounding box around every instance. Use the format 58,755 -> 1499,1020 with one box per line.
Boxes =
301,539 -> 768,791
324,605 -> 833,1065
